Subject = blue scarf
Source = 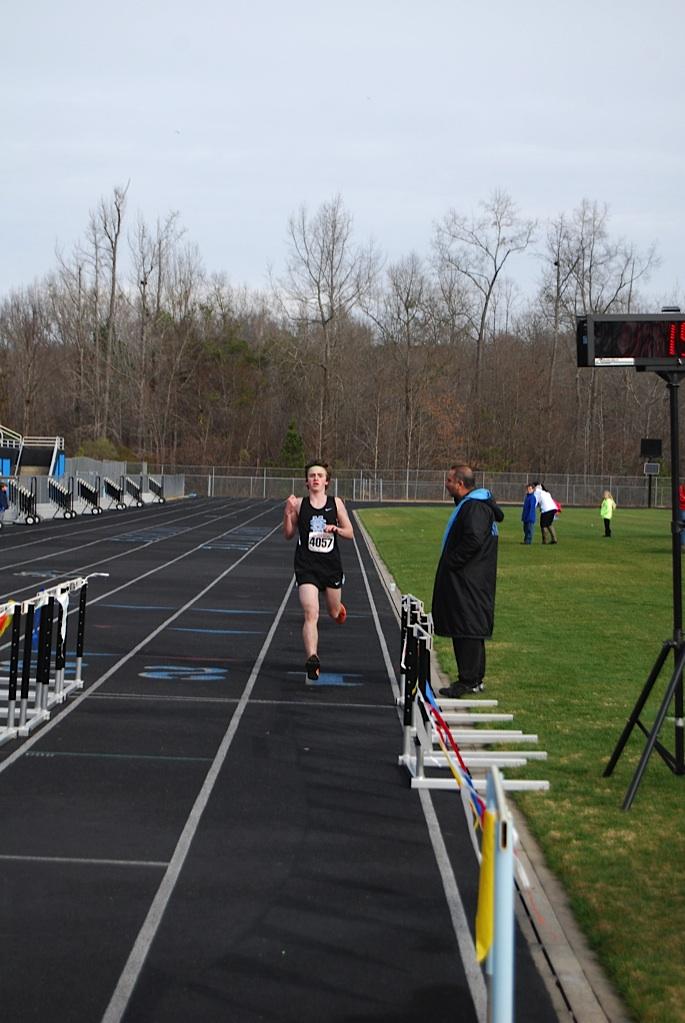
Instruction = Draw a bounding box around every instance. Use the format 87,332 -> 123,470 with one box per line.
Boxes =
441,488 -> 498,550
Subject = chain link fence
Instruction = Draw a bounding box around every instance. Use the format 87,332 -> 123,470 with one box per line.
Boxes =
173,466 -> 670,508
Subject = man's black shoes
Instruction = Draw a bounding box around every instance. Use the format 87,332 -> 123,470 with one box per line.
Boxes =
439,680 -> 485,698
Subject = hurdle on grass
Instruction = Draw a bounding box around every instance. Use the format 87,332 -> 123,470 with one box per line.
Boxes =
398,596 -> 544,1021
0,573 -> 107,747
398,594 -> 549,791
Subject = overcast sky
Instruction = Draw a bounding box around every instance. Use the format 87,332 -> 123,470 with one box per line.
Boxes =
3,0 -> 684,307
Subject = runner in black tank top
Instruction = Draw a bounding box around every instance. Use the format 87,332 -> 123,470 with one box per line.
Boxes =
294,495 -> 344,589
283,462 -> 354,683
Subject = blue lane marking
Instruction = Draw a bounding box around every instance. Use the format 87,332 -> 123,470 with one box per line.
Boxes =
169,627 -> 262,635
287,672 -> 363,687
99,604 -> 175,611
201,608 -> 272,615
98,604 -> 271,615
201,544 -> 252,551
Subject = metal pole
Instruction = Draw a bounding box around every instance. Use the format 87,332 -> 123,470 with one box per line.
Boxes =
19,604 -> 34,729
667,377 -> 684,772
75,584 -> 88,688
616,373 -> 685,806
7,605 -> 22,730
489,768 -> 514,1023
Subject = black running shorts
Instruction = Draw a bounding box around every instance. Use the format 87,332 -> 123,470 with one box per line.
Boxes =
295,568 -> 344,592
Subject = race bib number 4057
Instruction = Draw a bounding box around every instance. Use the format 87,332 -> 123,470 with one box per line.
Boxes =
308,531 -> 334,553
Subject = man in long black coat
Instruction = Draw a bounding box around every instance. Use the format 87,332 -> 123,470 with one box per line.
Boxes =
431,464 -> 504,698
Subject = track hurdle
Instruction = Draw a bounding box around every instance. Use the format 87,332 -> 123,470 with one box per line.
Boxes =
48,476 -> 76,519
103,477 -> 126,510
78,476 -> 102,515
124,475 -> 144,507
148,476 -> 165,503
398,593 -> 549,792
8,477 -> 40,525
397,598 -> 545,1021
0,574 -> 106,747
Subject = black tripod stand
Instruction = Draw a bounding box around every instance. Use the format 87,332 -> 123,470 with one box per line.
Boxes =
603,370 -> 685,809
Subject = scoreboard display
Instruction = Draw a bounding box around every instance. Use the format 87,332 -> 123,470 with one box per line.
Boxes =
577,314 -> 685,369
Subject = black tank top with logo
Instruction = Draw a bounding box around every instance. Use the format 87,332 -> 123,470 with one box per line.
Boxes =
294,495 -> 342,577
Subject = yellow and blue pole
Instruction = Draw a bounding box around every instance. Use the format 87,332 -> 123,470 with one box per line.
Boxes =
483,767 -> 514,1022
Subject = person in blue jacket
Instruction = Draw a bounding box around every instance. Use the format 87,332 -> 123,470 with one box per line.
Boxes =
521,483 -> 536,544
431,464 -> 504,698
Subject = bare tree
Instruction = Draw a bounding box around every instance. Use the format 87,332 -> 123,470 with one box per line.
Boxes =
364,253 -> 435,491
557,199 -> 658,473
279,194 -> 380,455
433,190 -> 536,405
0,286 -> 50,434
50,256 -> 91,445
129,211 -> 183,453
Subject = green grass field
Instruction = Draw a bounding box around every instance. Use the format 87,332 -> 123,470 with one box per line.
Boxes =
358,504 -> 685,1023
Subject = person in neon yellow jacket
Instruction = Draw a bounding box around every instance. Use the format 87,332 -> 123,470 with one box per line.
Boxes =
600,490 -> 616,537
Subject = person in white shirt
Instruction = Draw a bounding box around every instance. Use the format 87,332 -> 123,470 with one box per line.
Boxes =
533,483 -> 559,545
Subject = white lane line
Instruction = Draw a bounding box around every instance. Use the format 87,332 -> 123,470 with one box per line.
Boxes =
0,854 -> 168,869
352,532 -> 400,704
352,521 -> 487,1023
86,503 -> 278,612
26,751 -> 214,763
89,693 -> 396,710
0,496 -> 241,573
0,498 -> 262,601
0,518 -> 283,778
100,575 -> 296,1023
0,501 -> 280,656
418,789 -> 487,1022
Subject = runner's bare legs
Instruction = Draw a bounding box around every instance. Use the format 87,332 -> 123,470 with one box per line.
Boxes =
299,584 -> 344,658
298,583 -> 320,657
324,586 -> 343,621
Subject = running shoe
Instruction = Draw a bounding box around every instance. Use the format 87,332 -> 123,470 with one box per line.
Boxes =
305,654 -> 320,683
336,603 -> 347,625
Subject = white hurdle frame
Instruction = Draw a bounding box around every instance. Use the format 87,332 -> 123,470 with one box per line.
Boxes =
0,574 -> 105,746
397,594 -> 549,792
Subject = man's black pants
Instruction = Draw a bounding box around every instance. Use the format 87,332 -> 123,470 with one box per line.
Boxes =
451,637 -> 486,685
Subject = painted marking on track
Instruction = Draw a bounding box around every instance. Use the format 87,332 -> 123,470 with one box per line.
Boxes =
200,607 -> 272,615
133,654 -> 236,664
138,665 -> 228,682
100,572 -> 295,1023
0,658 -> 90,674
169,626 -> 261,635
13,570 -> 62,578
26,750 -> 213,763
109,526 -> 188,545
97,604 -> 272,615
286,671 -> 364,687
0,854 -> 169,869
201,543 -> 252,551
